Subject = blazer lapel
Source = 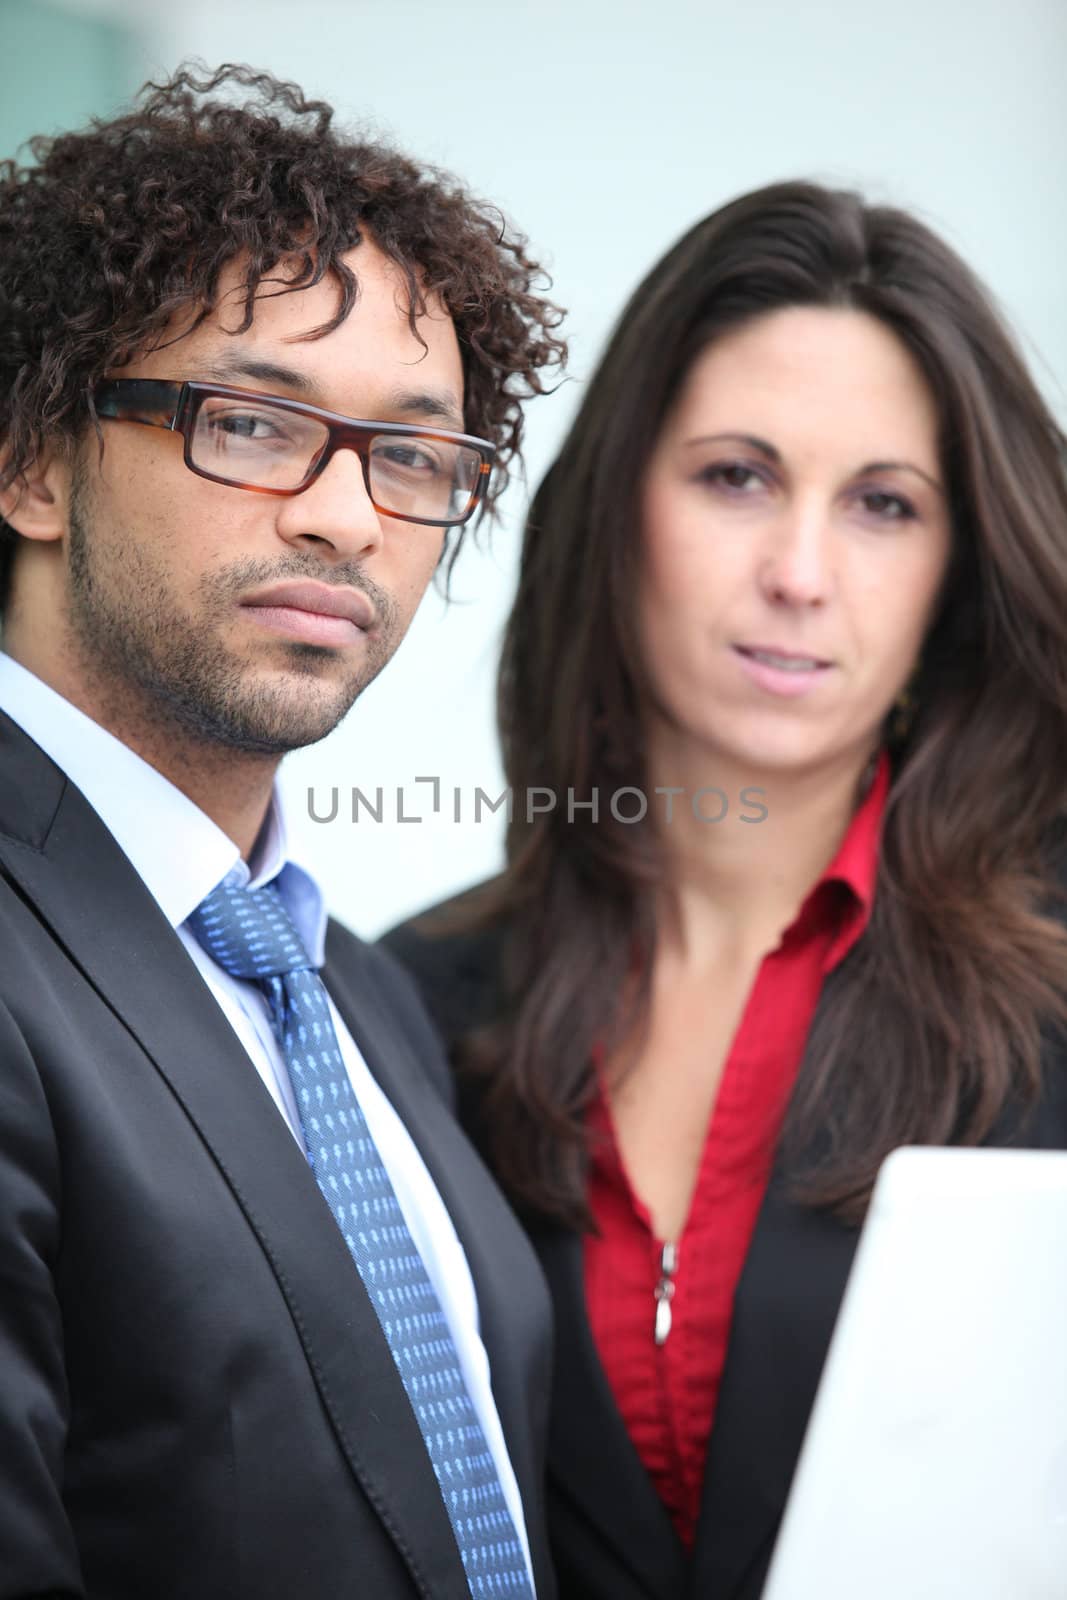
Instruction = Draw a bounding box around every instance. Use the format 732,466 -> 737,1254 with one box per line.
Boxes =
532,1226 -> 689,1600
0,716 -> 471,1599
696,1029 -> 1067,1599
322,933 -> 558,1599
694,1171 -> 861,1598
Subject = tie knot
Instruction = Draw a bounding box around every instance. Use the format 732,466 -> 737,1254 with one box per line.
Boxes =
186,879 -> 315,982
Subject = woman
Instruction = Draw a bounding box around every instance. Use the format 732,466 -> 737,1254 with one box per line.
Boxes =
382,181 -> 1067,1599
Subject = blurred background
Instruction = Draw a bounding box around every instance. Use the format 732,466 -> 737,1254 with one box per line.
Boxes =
4,0 -> 1066,936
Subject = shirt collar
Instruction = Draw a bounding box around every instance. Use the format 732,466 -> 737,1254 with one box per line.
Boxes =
232,793 -> 327,965
0,652 -> 326,961
789,747 -> 890,973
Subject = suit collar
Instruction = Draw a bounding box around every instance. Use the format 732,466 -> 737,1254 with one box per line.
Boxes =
0,711 -> 476,1599
523,1174 -> 860,1600
693,1171 -> 861,1597
323,927 -> 556,1600
532,1225 -> 689,1598
0,658 -> 324,957
0,656 -> 240,925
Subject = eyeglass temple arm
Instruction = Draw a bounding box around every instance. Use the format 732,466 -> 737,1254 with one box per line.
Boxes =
92,379 -> 184,430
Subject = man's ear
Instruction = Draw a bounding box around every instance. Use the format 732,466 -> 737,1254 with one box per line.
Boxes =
0,444 -> 74,544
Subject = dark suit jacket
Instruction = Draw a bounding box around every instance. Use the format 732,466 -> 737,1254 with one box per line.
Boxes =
0,712 -> 556,1600
381,890 -> 1067,1600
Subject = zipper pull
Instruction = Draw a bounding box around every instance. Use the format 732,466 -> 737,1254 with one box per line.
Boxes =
654,1241 -> 679,1346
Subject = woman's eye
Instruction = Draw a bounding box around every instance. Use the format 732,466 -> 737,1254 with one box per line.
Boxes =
860,489 -> 917,521
699,462 -> 765,493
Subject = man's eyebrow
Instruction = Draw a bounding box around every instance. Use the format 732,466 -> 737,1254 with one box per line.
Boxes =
192,357 -> 465,431
198,354 -> 316,393
385,388 -> 466,431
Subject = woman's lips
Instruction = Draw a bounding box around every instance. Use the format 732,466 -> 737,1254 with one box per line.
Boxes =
733,644 -> 833,699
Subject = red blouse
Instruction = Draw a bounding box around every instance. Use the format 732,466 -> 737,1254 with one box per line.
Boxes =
584,755 -> 889,1548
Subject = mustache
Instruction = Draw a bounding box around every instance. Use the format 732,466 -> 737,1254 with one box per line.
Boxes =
203,555 -> 399,630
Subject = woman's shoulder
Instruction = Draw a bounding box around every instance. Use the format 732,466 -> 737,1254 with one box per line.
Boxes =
378,877 -> 510,1049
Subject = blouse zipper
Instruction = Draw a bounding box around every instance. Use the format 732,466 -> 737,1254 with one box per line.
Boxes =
653,1241 -> 680,1345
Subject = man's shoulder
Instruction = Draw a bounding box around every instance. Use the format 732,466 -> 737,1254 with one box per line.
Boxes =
378,878 -> 508,1051
0,706 -> 66,849
324,911 -> 439,1023
324,911 -> 470,1108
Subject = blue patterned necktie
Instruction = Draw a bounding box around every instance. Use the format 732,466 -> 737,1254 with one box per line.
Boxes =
187,877 -> 534,1599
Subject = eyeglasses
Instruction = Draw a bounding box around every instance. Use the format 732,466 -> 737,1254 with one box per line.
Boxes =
90,378 -> 495,528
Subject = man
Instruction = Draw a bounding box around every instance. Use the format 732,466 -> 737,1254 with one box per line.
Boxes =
0,64 -> 564,1599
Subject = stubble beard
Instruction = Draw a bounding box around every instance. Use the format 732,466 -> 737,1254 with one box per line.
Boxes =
64,477 -> 401,758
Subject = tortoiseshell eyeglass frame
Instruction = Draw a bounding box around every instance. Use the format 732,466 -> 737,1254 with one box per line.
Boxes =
90,378 -> 496,529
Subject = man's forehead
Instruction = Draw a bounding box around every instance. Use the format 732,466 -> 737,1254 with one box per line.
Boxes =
128,247 -> 465,428
194,349 -> 466,430
209,240 -> 454,332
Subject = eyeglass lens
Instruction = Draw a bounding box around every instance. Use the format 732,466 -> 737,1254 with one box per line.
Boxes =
190,394 -> 482,523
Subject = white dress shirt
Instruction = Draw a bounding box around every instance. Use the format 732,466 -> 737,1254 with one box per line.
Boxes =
0,652 -> 534,1587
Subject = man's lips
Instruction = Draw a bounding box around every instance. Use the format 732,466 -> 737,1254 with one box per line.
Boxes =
239,581 -> 376,647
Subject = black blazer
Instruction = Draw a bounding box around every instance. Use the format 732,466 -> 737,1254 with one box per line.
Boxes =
0,712 -> 556,1600
382,891 -> 1067,1600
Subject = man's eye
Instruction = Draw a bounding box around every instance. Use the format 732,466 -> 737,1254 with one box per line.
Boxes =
212,411 -> 281,441
377,443 -> 445,476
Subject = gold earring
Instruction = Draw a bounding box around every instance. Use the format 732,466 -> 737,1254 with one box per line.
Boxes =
891,683 -> 917,743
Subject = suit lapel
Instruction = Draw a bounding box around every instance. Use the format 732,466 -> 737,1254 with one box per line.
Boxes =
0,717 -> 471,1599
531,1226 -> 688,1599
694,1171 -> 861,1597
695,1037 -> 1067,1598
322,934 -> 558,1599
377,914 -> 687,1596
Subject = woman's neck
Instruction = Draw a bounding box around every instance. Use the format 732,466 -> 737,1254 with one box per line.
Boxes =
646,722 -> 878,968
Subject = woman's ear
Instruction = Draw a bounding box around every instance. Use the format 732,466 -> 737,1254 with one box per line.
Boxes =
0,445 -> 74,544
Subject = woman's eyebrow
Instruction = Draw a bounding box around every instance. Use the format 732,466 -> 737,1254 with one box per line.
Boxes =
681,433 -> 944,496
682,431 -> 779,457
859,460 -> 944,495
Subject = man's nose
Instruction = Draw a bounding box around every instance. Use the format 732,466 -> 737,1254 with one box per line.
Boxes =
274,446 -> 385,563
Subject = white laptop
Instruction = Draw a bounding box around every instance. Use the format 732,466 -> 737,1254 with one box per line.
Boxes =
762,1146 -> 1067,1600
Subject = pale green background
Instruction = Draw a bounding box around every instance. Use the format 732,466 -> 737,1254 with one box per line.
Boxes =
0,0 -> 138,162
3,0 -> 1066,933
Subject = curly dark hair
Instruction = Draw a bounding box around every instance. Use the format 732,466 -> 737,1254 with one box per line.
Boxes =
0,61 -> 566,610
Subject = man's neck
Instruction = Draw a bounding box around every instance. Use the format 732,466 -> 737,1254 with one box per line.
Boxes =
126,732 -> 279,860
4,642 -> 279,858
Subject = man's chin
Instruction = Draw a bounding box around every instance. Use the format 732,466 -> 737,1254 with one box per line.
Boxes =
222,709 -> 354,757
153,676 -> 363,758
235,676 -> 370,754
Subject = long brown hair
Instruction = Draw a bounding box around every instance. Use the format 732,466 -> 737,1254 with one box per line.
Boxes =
460,180 -> 1067,1227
